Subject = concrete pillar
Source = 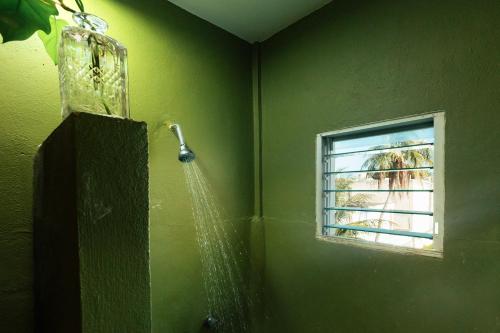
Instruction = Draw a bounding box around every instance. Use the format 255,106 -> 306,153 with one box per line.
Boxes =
33,112 -> 151,333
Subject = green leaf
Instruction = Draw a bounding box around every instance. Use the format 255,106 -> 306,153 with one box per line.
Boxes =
37,15 -> 67,64
0,0 -> 58,43
74,0 -> 84,13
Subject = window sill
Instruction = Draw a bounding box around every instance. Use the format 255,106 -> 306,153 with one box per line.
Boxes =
316,234 -> 443,259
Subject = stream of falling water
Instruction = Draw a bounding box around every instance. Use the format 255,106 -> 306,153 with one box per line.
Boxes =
183,161 -> 248,332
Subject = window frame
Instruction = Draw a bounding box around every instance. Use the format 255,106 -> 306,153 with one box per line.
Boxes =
315,112 -> 445,258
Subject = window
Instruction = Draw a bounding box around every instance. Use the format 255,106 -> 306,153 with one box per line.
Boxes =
316,113 -> 445,257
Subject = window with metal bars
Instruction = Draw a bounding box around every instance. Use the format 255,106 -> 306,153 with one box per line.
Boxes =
316,113 -> 445,257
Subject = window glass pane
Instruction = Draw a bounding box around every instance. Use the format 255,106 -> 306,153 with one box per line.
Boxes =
328,228 -> 434,250
327,172 -> 434,191
330,189 -> 433,211
330,146 -> 434,172
333,126 -> 434,154
327,211 -> 434,234
322,121 -> 437,251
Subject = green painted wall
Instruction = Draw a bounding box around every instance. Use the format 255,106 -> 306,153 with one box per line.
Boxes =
0,0 -> 253,332
3,0 -> 500,331
259,0 -> 500,332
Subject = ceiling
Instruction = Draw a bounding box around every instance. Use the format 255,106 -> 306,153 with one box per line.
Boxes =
167,0 -> 332,42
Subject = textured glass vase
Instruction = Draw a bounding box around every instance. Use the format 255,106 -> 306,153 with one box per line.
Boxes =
58,13 -> 129,118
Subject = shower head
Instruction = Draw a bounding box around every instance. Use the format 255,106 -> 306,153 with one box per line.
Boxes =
178,145 -> 195,163
169,123 -> 195,163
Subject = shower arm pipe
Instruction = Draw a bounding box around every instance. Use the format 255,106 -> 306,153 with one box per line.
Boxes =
170,124 -> 187,147
169,123 -> 196,163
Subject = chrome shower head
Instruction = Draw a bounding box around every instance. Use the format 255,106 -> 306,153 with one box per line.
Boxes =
178,145 -> 195,163
169,123 -> 195,163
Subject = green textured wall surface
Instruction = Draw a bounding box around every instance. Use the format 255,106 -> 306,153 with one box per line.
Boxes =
3,0 -> 500,331
33,115 -> 81,333
34,113 -> 151,332
0,0 -> 253,332
259,0 -> 500,332
76,114 -> 151,333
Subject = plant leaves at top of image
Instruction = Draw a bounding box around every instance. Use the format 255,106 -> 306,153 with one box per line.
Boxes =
0,0 -> 58,43
38,15 -> 67,64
